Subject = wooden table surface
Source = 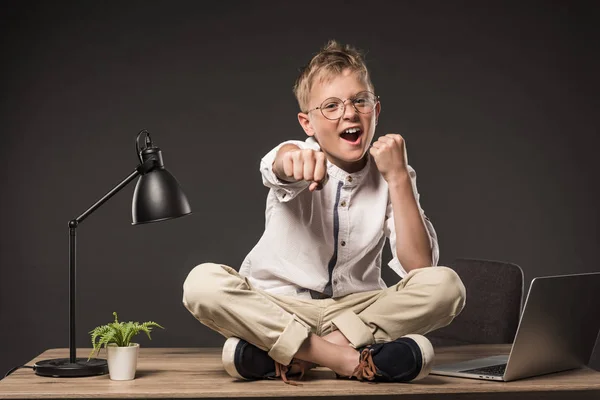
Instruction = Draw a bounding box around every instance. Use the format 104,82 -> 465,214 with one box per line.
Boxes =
1,345 -> 599,399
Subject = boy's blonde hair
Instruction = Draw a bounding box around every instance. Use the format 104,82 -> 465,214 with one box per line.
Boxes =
293,40 -> 374,112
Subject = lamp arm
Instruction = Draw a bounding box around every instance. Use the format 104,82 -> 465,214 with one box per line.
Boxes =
73,159 -> 156,224
67,158 -> 156,363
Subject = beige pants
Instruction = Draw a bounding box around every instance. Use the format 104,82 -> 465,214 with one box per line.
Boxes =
183,263 -> 465,365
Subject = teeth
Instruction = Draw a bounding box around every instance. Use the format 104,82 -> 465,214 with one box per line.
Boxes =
344,128 -> 360,134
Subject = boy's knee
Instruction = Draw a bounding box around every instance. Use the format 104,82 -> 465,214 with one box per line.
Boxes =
182,263 -> 237,319
428,267 -> 466,315
407,266 -> 465,315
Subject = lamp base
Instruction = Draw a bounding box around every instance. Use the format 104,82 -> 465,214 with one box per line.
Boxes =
34,358 -> 108,377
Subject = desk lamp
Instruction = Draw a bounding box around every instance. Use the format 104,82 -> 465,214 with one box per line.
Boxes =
33,129 -> 192,377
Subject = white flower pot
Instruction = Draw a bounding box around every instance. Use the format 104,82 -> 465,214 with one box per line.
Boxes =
106,343 -> 139,381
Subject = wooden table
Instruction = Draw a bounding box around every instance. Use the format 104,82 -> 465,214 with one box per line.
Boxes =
1,345 -> 599,399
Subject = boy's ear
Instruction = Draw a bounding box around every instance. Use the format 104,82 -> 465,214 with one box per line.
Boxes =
297,112 -> 315,137
375,101 -> 381,125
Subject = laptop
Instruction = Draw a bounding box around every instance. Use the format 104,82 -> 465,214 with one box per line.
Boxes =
431,272 -> 600,381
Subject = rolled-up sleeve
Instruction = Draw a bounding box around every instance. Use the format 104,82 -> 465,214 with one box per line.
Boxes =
260,138 -> 320,202
384,165 -> 439,277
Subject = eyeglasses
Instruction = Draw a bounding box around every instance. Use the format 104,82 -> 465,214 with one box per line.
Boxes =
306,91 -> 379,120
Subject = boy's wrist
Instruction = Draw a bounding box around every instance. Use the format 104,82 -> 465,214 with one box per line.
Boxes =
385,170 -> 411,189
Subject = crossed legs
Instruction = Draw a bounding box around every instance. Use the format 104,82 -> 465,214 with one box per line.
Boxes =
183,263 -> 465,377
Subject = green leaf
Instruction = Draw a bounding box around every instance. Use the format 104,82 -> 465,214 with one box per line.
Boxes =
87,312 -> 164,359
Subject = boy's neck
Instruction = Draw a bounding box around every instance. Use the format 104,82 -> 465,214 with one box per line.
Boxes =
328,154 -> 368,174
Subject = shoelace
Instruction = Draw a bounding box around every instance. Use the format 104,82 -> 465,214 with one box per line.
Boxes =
275,359 -> 306,386
352,348 -> 377,381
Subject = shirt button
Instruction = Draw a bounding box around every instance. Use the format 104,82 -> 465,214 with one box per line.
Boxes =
333,279 -> 339,285
341,241 -> 346,246
347,176 -> 353,183
340,200 -> 347,207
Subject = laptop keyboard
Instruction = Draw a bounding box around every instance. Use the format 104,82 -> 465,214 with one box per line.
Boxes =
460,363 -> 507,376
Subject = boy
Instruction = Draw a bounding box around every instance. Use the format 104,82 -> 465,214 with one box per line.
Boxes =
183,41 -> 465,384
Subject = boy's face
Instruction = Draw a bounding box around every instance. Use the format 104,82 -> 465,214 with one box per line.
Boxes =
298,69 -> 380,173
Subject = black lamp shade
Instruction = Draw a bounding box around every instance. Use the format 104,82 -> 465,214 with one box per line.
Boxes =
132,168 -> 191,224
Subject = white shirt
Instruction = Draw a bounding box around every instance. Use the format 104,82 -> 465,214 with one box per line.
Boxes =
239,137 -> 439,299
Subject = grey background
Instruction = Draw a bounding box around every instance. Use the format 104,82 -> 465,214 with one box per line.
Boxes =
1,0 -> 598,377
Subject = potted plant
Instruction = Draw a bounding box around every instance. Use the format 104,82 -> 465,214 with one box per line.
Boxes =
89,312 -> 164,380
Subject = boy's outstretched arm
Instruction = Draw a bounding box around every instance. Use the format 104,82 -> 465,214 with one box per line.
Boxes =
273,144 -> 328,192
370,134 -> 434,272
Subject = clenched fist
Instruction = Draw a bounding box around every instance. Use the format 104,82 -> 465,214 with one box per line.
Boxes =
369,134 -> 409,182
273,145 -> 328,192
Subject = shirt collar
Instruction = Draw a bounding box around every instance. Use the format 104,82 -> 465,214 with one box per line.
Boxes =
326,154 -> 371,187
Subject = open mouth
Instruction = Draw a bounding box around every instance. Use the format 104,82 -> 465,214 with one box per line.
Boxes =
340,127 -> 363,145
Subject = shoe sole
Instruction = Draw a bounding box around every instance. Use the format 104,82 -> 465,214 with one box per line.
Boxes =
403,334 -> 435,381
222,337 -> 246,380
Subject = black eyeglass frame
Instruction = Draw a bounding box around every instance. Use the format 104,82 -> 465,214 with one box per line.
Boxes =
305,91 -> 380,120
